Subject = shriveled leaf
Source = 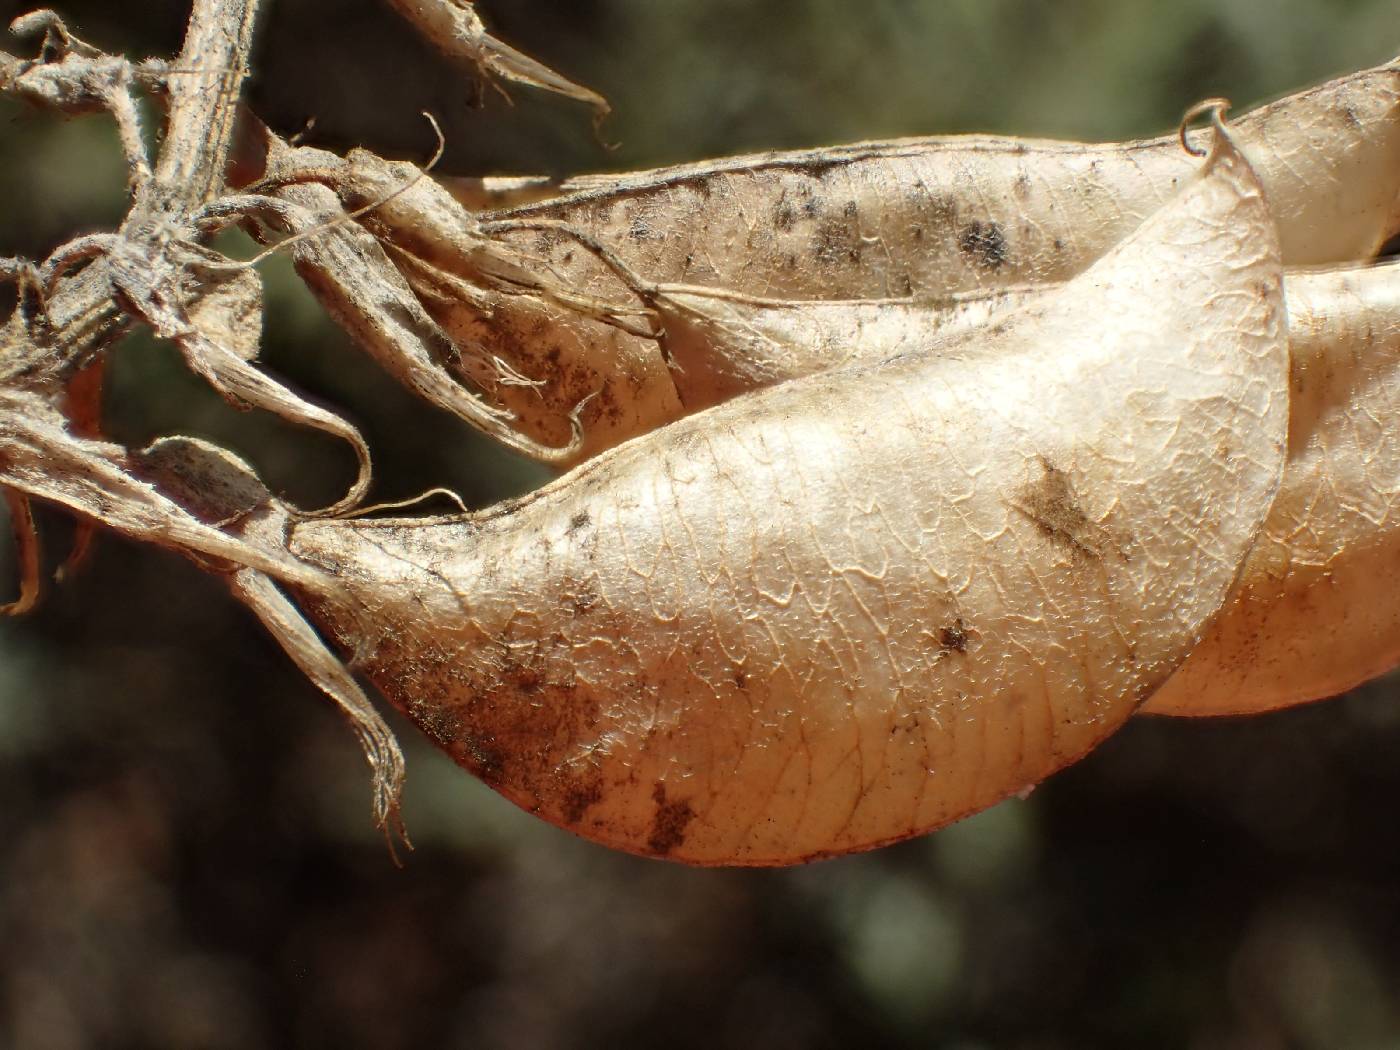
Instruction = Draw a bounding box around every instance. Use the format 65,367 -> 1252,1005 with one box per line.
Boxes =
280,119 -> 1288,865
263,148 -> 679,460
382,0 -> 609,124
129,435 -> 406,838
171,320 -> 374,516
98,233 -> 373,515
0,389 -> 333,594
257,175 -> 596,463
231,567 -> 408,845
185,265 -> 263,362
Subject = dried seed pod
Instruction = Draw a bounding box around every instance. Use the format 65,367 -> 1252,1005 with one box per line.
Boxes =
647,284 -> 1028,412
1145,260 -> 1400,716
488,56 -> 1399,296
247,174 -> 600,464
300,57 -> 1396,459
274,115 -> 1288,864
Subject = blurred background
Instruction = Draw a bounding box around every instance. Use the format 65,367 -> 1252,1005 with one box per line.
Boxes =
2,1 -> 1400,1047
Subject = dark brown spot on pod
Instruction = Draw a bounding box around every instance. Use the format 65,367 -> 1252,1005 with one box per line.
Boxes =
939,619 -> 969,653
813,219 -> 863,266
647,783 -> 696,855
1013,458 -> 1116,561
560,773 -> 604,824
959,220 -> 1008,270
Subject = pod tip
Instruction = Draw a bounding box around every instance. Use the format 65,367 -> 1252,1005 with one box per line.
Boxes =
1178,97 -> 1234,159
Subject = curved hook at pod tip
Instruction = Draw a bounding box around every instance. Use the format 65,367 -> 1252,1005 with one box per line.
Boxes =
1179,97 -> 1235,159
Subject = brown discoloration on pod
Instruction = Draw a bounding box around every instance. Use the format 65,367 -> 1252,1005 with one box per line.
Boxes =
938,620 -> 970,654
958,220 -> 1010,271
647,784 -> 697,857
1015,459 -> 1115,561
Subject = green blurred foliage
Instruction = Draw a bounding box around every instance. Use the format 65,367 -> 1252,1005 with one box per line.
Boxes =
1,1 -> 1400,1047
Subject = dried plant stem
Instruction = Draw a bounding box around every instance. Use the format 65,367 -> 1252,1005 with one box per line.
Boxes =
1,0 -> 262,387
152,0 -> 260,209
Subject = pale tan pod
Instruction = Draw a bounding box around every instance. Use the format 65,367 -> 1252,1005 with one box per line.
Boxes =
1145,261 -> 1400,716
486,56 -> 1400,299
283,121 -> 1288,865
309,57 -> 1396,460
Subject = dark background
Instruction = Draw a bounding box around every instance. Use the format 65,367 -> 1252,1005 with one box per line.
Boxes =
2,2 -> 1400,1047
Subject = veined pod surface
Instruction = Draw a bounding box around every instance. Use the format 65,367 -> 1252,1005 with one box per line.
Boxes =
647,260 -> 1400,717
1145,262 -> 1400,716
280,121 -> 1288,865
